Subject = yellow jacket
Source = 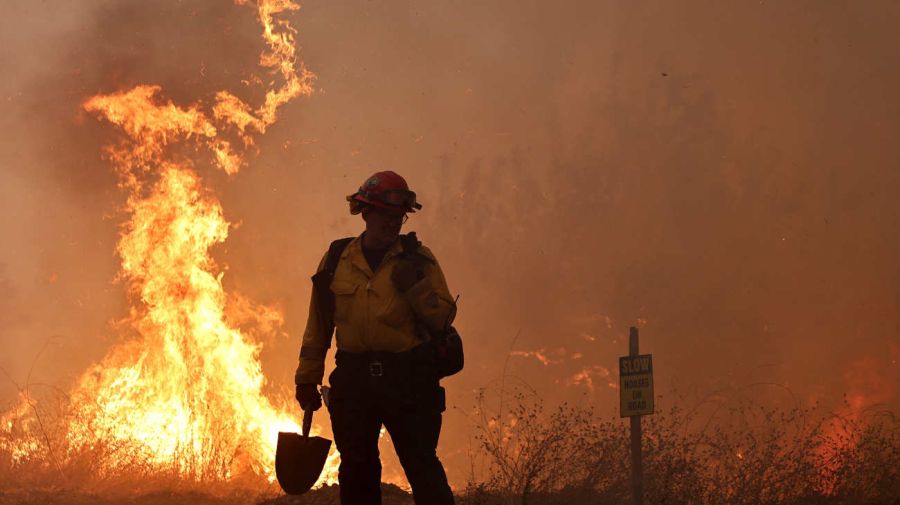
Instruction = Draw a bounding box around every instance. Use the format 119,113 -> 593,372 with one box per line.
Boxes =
295,234 -> 457,385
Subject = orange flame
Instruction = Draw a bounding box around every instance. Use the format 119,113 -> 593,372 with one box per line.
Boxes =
2,0 -> 335,486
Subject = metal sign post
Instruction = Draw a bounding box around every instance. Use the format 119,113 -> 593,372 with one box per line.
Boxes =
620,327 -> 654,505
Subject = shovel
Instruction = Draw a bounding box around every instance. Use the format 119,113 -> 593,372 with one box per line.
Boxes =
275,403 -> 333,495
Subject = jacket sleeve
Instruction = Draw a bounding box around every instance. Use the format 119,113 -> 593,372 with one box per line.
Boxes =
294,253 -> 332,385
404,246 -> 457,335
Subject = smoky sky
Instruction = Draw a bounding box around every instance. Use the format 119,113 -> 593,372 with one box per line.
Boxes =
1,0 -> 898,487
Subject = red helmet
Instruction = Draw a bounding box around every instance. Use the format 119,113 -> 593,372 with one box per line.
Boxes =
347,171 -> 422,214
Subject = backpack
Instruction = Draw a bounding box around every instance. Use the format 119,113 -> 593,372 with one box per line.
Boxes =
311,233 -> 463,378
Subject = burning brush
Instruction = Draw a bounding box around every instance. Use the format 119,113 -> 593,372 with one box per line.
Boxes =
1,0 -> 339,487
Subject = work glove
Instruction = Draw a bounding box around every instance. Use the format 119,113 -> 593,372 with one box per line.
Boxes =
392,259 -> 425,293
295,383 -> 322,412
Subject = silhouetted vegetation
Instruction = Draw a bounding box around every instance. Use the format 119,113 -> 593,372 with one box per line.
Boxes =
460,386 -> 899,505
2,385 -> 897,504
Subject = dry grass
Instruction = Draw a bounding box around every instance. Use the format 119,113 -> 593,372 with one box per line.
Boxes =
0,386 -> 280,499
460,386 -> 899,505
0,387 -> 415,504
3,383 -> 898,504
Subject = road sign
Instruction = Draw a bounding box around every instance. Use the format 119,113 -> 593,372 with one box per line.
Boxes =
619,353 -> 654,417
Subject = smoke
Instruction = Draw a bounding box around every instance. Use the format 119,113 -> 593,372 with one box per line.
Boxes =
2,0 -> 899,488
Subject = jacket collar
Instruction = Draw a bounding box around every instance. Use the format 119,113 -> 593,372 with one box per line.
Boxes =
344,233 -> 404,277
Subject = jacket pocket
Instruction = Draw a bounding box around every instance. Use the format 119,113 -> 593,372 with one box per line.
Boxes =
330,281 -> 358,322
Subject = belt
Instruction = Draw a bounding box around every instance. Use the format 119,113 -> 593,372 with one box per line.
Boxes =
336,345 -> 430,377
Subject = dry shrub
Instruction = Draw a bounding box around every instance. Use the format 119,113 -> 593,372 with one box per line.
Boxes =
690,403 -> 824,504
462,386 -> 899,505
4,381 -> 898,504
819,408 -> 899,503
465,386 -> 626,504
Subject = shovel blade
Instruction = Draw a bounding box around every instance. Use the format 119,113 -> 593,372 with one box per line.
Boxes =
275,431 -> 333,495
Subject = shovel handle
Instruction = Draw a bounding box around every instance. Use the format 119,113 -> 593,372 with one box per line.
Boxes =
302,407 -> 313,438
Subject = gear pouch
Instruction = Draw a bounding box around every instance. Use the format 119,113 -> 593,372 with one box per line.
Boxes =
433,326 -> 464,378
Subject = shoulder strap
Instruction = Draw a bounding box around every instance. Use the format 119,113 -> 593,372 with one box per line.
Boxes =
324,237 -> 354,277
309,237 -> 354,345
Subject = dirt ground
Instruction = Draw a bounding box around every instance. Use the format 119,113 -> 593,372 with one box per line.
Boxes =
0,484 -> 417,505
259,484 -> 415,505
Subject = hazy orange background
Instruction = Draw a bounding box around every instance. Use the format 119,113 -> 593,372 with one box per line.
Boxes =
1,0 -> 898,487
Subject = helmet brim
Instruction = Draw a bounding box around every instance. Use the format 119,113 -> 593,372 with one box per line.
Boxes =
348,193 -> 419,213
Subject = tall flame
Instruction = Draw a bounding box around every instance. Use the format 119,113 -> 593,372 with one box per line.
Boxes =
2,0 -> 338,485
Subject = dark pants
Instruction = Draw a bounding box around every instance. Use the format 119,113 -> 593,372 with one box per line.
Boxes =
327,345 -> 454,505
